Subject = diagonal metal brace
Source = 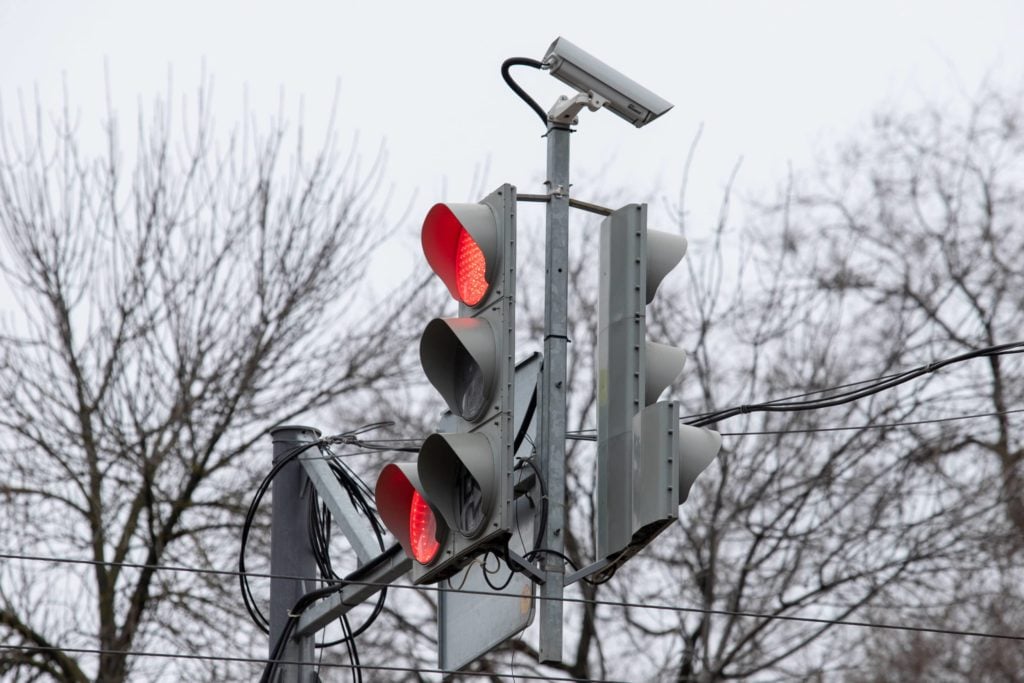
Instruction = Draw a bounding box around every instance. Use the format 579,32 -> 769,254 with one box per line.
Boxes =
564,557 -> 613,586
300,451 -> 380,564
505,550 -> 547,585
295,545 -> 411,637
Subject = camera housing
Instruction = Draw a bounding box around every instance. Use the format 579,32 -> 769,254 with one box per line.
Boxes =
543,37 -> 673,128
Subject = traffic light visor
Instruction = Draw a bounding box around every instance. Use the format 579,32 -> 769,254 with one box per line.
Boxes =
422,203 -> 499,306
677,425 -> 722,504
645,230 -> 687,303
375,463 -> 444,564
419,433 -> 496,538
420,318 -> 497,422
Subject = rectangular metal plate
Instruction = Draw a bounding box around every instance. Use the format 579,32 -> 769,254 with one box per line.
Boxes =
438,560 -> 535,673
438,491 -> 536,674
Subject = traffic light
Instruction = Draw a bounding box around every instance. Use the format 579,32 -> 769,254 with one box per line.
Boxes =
596,203 -> 721,564
375,185 -> 517,584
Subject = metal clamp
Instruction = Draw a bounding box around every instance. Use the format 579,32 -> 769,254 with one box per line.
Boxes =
547,91 -> 609,126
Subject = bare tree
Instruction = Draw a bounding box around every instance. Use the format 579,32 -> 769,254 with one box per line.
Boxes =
358,88 -> 1024,682
573,87 -> 1024,683
774,86 -> 1024,681
0,84 -> 422,681
151,86 -> 1024,682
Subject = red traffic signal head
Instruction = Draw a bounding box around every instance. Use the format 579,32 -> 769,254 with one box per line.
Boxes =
375,463 -> 446,564
422,203 -> 499,307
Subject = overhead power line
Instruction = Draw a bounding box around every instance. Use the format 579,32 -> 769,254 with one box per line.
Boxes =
4,551 -> 1023,644
566,407 -> 1024,441
688,342 -> 1024,428
718,407 -> 1024,436
0,644 -> 618,683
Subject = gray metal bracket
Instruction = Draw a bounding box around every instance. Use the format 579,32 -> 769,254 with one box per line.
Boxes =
295,545 -> 411,637
505,550 -> 547,585
299,450 -> 380,565
516,193 -> 613,217
564,557 -> 613,586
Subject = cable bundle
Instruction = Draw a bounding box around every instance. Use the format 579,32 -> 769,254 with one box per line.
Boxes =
239,423 -> 393,683
687,341 -> 1024,428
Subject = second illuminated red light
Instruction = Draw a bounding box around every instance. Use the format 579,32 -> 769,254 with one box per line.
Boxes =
409,490 -> 440,564
455,229 -> 488,306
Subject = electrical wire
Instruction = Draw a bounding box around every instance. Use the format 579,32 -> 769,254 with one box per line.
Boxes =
238,439 -> 323,631
0,644 -> 618,682
688,342 -> 1024,428
12,346 -> 1024,672
6,551 -> 1024,644
262,584 -> 345,683
305,468 -> 387,649
511,457 -> 612,586
717,407 -> 1024,436
481,550 -> 516,592
515,384 -> 539,453
299,434 -> 393,679
237,423 -> 394,683
516,457 -> 546,552
501,57 -> 549,126
564,407 -> 1024,441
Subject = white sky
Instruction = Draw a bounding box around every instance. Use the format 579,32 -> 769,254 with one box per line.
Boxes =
1,0 -> 1022,273
1,2 -> 1021,666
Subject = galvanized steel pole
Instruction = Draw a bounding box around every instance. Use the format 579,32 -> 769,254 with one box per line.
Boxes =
538,122 -> 571,663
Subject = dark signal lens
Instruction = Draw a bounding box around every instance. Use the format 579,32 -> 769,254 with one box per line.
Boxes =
453,343 -> 486,420
455,228 -> 488,306
455,463 -> 485,536
409,490 -> 440,564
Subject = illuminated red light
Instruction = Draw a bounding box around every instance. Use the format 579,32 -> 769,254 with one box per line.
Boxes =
422,203 -> 492,307
455,229 -> 488,306
409,490 -> 440,564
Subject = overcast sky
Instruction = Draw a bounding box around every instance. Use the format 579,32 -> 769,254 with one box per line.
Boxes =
1,1 -> 1022,256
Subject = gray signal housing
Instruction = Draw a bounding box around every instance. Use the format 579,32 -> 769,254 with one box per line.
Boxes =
597,203 -> 720,564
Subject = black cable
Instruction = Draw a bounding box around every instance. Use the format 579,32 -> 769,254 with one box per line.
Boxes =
239,439 -> 323,631
514,384 -> 538,453
304,446 -> 388,658
718,407 -> 1024,436
507,460 -> 608,586
339,614 -> 359,683
481,550 -> 516,592
522,546 -> 616,586
238,424 -> 392,641
565,407 -> 1024,441
516,457 -> 546,552
524,547 -> 578,571
689,342 -> 1024,428
262,583 -> 348,683
501,57 -> 548,126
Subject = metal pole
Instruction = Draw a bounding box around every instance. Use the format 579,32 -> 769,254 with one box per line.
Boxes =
538,122 -> 570,663
269,425 -> 319,682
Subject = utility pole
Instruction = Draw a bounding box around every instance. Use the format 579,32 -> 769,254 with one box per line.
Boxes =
268,426 -> 318,682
